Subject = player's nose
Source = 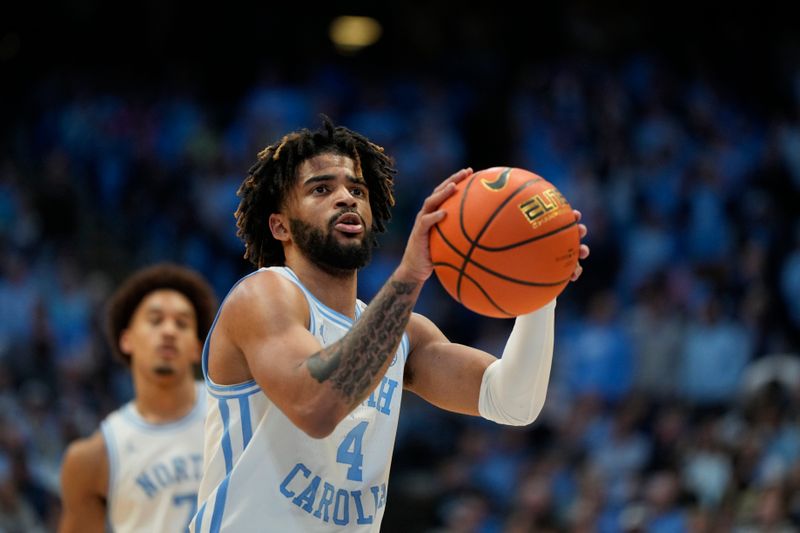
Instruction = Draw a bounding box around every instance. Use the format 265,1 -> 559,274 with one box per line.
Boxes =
333,185 -> 358,208
160,319 -> 179,337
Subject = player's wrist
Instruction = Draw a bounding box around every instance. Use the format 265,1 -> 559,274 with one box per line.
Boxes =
393,264 -> 429,287
517,299 -> 557,319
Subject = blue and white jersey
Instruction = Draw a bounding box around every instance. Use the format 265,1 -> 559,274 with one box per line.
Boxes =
100,381 -> 206,533
191,266 -> 409,533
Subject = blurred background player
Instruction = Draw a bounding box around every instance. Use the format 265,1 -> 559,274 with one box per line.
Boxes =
58,264 -> 217,533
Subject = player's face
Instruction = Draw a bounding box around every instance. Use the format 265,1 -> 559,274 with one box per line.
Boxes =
120,289 -> 201,380
287,153 -> 374,273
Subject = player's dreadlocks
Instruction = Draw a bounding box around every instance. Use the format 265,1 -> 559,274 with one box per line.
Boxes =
235,116 -> 397,267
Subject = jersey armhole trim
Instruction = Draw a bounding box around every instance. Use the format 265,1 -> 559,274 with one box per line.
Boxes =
100,421 -> 118,511
203,267 -> 316,396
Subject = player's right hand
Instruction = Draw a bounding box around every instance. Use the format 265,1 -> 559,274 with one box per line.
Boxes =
397,168 -> 473,283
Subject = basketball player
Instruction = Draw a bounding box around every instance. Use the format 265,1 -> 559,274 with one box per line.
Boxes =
191,118 -> 589,532
59,264 -> 217,533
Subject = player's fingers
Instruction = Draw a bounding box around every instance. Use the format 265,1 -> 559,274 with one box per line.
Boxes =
578,223 -> 587,239
433,168 -> 472,194
579,243 -> 590,260
570,263 -> 583,281
422,182 -> 457,212
417,210 -> 447,234
573,209 -> 582,222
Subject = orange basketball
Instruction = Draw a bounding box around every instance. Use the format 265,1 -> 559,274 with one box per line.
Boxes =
429,167 -> 579,318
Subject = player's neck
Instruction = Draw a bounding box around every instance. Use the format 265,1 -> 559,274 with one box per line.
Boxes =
133,376 -> 197,425
286,257 -> 358,319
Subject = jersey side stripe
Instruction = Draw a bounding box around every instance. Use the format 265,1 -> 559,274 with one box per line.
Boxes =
208,398 -> 234,533
219,399 -> 234,474
239,396 -> 253,448
194,501 -> 206,533
209,476 -> 230,533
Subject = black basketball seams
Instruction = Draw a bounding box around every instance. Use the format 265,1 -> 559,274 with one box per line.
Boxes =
454,173 -> 544,300
432,224 -> 570,287
473,220 -> 578,251
431,262 -> 514,317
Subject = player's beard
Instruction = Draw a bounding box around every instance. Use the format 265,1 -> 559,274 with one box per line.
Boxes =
153,365 -> 176,376
290,215 -> 373,277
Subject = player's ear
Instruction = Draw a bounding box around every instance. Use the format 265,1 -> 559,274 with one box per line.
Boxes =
269,213 -> 290,242
119,329 -> 133,357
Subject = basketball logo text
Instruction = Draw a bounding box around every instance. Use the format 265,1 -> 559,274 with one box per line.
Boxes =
518,188 -> 570,228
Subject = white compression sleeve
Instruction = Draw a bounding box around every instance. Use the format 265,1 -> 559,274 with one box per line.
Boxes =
478,299 -> 556,426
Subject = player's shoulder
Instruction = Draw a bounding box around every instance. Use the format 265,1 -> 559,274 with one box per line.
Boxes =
230,268 -> 302,304
64,430 -> 106,466
222,268 -> 309,325
61,430 -> 108,492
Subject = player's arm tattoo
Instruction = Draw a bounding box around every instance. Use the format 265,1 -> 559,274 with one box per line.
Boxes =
306,279 -> 417,405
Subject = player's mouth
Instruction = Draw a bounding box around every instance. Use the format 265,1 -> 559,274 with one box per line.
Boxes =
333,212 -> 364,235
157,345 -> 178,358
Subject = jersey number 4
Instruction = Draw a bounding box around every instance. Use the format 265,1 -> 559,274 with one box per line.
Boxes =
336,421 -> 368,481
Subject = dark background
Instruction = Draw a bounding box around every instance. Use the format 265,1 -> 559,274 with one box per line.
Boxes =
4,2 -> 799,132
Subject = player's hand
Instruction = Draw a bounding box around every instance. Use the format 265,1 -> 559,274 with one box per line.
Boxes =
570,209 -> 590,282
397,168 -> 473,283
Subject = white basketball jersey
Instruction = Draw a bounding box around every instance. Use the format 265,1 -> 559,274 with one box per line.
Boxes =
101,382 -> 206,533
191,267 -> 408,532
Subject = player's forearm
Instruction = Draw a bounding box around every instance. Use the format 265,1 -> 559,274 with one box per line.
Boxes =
478,299 -> 556,425
305,267 -> 421,411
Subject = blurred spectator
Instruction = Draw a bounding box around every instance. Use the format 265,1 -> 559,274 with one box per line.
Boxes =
0,464 -> 47,533
680,295 -> 752,406
781,228 -> 800,330
556,290 -> 634,402
626,274 -> 685,398
682,416 -> 733,508
640,470 -> 690,533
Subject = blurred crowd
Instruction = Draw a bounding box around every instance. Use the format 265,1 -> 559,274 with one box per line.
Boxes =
1,52 -> 800,532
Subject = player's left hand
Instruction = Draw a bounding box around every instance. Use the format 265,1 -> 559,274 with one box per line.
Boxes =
571,209 -> 589,282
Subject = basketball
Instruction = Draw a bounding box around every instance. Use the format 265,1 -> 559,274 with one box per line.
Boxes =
429,167 -> 580,318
